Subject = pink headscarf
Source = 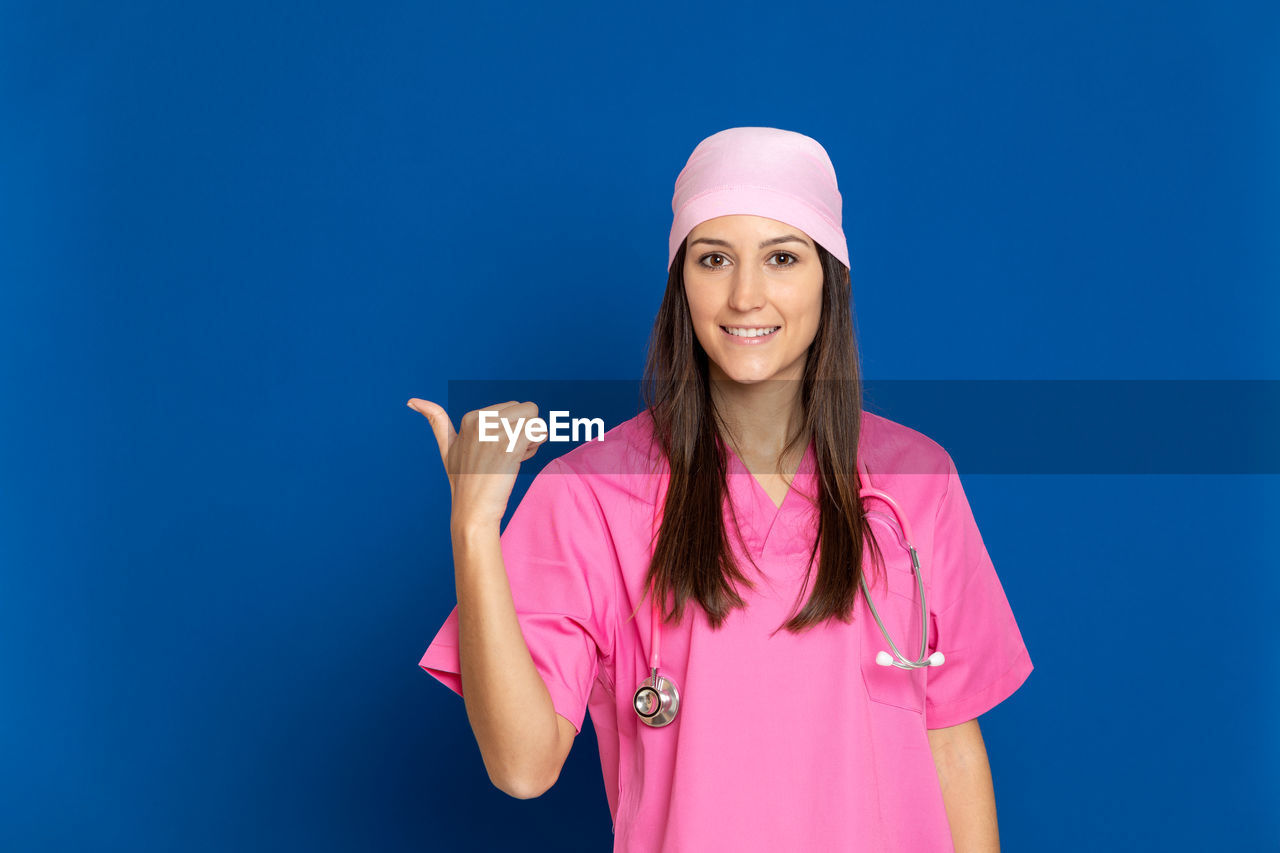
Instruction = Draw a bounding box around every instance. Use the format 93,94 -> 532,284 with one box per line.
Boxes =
668,126 -> 849,272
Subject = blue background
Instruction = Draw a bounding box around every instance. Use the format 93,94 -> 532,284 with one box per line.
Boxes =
3,1 -> 1277,850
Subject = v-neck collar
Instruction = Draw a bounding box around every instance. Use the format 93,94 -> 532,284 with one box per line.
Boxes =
724,438 -> 818,556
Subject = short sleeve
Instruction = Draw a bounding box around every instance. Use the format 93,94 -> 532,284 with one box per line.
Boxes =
924,454 -> 1033,729
418,457 -> 617,734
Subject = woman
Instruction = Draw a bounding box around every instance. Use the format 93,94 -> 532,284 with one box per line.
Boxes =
407,127 -> 1033,851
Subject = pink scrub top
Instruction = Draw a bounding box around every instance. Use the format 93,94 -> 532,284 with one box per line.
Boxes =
419,410 -> 1033,852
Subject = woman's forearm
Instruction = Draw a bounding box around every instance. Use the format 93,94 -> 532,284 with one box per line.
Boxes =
452,519 -> 564,798
927,719 -> 1000,852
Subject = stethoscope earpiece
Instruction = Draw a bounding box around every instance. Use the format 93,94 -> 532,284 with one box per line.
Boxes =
876,650 -> 945,668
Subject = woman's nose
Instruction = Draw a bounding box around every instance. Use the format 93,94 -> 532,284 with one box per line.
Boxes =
726,266 -> 766,312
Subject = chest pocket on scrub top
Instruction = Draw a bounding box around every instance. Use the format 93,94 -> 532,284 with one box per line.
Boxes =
858,510 -> 930,714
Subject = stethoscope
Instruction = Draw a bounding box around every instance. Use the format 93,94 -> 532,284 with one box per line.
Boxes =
632,457 -> 946,727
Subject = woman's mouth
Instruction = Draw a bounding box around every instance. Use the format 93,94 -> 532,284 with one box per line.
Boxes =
720,325 -> 781,345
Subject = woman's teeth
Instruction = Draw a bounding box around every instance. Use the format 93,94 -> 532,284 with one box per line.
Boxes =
722,326 -> 780,338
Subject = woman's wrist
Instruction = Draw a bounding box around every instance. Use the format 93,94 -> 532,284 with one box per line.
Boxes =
450,513 -> 501,544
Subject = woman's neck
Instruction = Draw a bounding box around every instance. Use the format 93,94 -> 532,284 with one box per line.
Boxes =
709,378 -> 808,470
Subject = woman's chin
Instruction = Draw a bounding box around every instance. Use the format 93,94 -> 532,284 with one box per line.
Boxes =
715,365 -> 778,385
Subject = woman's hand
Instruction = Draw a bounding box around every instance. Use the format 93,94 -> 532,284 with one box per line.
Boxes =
406,398 -> 547,530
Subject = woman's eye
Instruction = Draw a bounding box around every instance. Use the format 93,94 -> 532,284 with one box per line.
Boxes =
699,252 -> 797,269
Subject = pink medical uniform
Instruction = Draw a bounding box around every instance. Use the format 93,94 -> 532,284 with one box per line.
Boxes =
419,410 -> 1033,852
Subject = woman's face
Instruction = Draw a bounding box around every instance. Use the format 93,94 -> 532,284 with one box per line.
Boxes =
683,214 -> 824,386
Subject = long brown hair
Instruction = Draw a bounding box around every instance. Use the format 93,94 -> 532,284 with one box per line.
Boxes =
638,238 -> 885,634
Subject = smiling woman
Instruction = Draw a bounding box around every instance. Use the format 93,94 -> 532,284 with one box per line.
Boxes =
413,126 -> 1032,852
683,215 -> 824,386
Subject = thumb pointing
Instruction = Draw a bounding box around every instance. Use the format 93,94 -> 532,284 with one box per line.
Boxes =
407,399 -> 456,470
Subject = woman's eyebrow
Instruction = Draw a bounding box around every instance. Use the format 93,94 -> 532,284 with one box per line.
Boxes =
689,235 -> 812,249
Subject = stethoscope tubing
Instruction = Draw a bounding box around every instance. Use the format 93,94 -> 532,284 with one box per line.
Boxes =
857,459 -> 938,670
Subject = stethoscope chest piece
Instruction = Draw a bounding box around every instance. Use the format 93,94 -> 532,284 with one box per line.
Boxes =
633,669 -> 680,727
